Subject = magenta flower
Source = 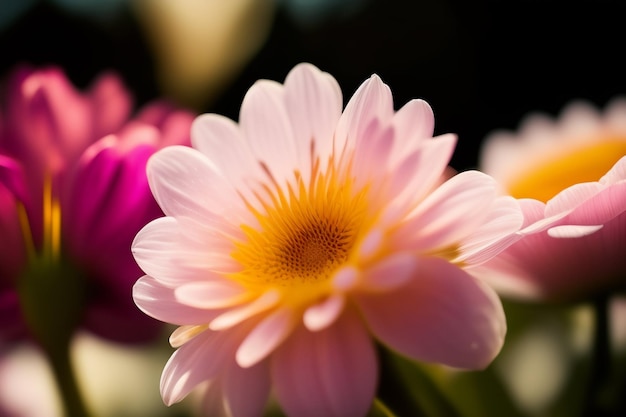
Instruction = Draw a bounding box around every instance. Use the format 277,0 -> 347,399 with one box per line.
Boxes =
132,63 -> 523,417
0,66 -> 194,345
477,100 -> 626,301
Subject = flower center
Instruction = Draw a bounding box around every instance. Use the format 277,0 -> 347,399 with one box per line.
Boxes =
507,138 -> 626,202
231,167 -> 369,291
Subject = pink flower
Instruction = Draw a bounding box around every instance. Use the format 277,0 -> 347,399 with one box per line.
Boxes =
132,63 -> 522,416
0,66 -> 194,345
477,100 -> 626,301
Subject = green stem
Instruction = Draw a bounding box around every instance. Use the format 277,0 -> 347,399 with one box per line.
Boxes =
376,345 -> 462,417
45,343 -> 92,417
582,296 -> 612,417
18,259 -> 91,417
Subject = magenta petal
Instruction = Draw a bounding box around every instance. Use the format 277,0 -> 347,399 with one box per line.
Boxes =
6,67 -> 92,170
0,291 -> 29,344
67,140 -> 159,256
87,72 -> 132,139
272,310 -> 377,417
356,256 -> 506,369
0,162 -> 28,281
135,102 -> 193,148
83,300 -> 163,344
0,155 -> 30,206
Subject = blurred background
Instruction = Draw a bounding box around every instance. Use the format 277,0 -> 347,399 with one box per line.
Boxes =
3,0 -> 625,171
1,1 -> 625,416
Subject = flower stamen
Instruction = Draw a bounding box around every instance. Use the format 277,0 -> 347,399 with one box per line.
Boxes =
231,163 -> 370,294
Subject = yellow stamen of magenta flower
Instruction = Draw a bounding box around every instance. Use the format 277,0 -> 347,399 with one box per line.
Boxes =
508,138 -> 626,202
17,175 -> 62,263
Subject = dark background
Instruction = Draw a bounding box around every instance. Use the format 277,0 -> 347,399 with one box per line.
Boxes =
2,0 -> 624,171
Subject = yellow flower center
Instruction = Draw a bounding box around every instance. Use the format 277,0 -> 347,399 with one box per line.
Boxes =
230,163 -> 370,298
507,137 -> 626,202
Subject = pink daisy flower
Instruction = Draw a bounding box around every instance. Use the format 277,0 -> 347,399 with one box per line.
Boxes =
477,99 -> 626,301
0,66 -> 194,345
132,63 -> 523,417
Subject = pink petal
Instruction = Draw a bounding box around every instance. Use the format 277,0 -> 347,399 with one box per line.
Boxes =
384,133 -> 457,217
240,79 -> 298,185
455,196 -> 524,265
477,211 -> 626,301
335,74 -> 394,161
359,253 -> 418,291
132,217 -> 218,286
175,281 -> 249,309
236,308 -> 296,368
200,382 -> 229,417
210,290 -> 281,331
389,99 -> 435,162
545,182 -> 604,217
190,114 -> 262,197
351,120 -> 394,190
272,310 -> 377,417
133,276 -> 221,325
600,155 -> 626,185
223,356 -> 271,417
355,256 -> 506,369
303,294 -> 346,331
470,263 -> 544,300
560,182 -> 626,226
147,146 -> 246,229
160,329 -> 239,405
518,198 -> 547,227
547,224 -> 604,238
283,63 -> 343,181
397,171 -> 497,251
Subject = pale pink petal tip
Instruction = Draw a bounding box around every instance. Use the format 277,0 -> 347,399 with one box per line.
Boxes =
175,281 -> 248,309
169,324 -> 208,348
209,290 -> 280,331
331,266 -> 359,290
547,224 -> 604,238
236,309 -> 294,368
303,295 -> 345,331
